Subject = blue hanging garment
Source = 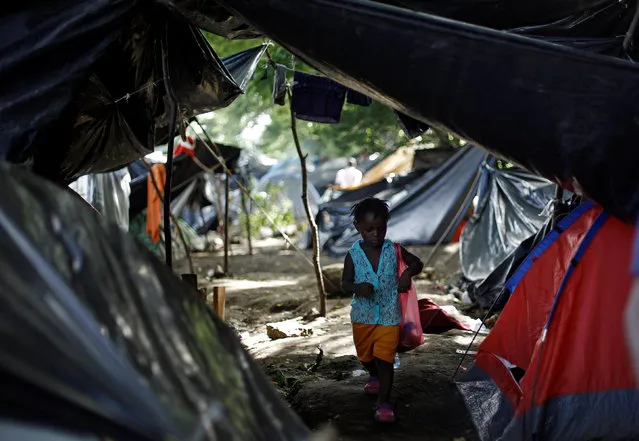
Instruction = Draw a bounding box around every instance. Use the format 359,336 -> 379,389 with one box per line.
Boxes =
291,71 -> 346,124
346,88 -> 372,107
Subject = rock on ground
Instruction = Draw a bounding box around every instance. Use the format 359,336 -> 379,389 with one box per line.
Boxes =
267,319 -> 314,340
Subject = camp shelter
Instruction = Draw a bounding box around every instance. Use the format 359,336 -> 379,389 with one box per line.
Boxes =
322,146 -> 487,256
357,147 -> 415,187
215,0 -> 639,221
0,162 -> 309,441
460,161 -> 557,283
0,0 -> 265,185
456,201 -> 639,440
128,140 -> 241,218
256,169 -> 322,221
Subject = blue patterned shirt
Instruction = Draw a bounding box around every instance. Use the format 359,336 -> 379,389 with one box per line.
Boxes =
349,239 -> 401,326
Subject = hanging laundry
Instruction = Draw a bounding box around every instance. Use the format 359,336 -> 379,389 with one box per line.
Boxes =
273,64 -> 287,106
346,88 -> 372,107
291,71 -> 346,124
174,135 -> 196,157
146,163 -> 166,244
394,110 -> 429,139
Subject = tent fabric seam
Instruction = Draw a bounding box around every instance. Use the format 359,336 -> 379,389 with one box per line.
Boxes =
503,200 -> 595,293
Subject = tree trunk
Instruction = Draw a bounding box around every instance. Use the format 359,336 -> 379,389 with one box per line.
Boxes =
240,176 -> 254,256
289,99 -> 327,316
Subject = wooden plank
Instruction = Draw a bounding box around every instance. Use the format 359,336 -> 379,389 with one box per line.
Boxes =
213,286 -> 226,320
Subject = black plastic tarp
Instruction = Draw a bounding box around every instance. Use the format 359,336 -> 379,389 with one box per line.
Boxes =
468,217 -> 553,309
0,162 -> 309,441
467,196 -> 578,309
216,0 -> 639,222
128,141 -> 241,217
174,0 -> 262,39
1,0 -> 246,185
378,0 -> 637,40
324,146 -> 487,256
412,146 -> 457,171
460,164 -> 557,282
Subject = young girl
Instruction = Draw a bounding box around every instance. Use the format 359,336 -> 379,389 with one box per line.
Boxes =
341,197 -> 424,423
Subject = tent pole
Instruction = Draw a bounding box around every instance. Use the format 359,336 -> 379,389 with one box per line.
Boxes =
143,161 -> 194,274
224,173 -> 230,275
161,33 -> 178,270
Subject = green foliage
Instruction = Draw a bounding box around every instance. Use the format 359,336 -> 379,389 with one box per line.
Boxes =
201,32 -> 461,159
238,181 -> 296,237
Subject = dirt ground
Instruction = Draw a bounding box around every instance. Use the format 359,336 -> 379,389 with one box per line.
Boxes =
175,238 -> 485,441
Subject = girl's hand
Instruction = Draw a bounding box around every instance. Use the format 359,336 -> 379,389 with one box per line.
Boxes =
354,283 -> 375,298
398,272 -> 412,293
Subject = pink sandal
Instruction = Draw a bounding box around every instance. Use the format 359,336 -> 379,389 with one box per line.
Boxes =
364,377 -> 379,395
375,403 -> 396,423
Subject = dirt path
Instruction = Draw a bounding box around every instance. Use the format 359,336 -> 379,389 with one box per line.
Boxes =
175,239 -> 484,440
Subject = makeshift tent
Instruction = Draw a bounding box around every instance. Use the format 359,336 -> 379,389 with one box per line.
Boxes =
357,147 -> 415,187
456,201 -> 639,440
322,146 -> 487,256
256,171 -> 321,221
128,141 -> 241,218
155,45 -> 268,144
0,162 -> 309,441
460,162 -> 557,282
0,0 -> 267,185
215,0 -> 639,221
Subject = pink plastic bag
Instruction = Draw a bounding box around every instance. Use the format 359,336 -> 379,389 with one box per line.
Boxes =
394,243 -> 424,352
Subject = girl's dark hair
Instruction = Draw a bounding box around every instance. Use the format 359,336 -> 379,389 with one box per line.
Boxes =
350,197 -> 390,222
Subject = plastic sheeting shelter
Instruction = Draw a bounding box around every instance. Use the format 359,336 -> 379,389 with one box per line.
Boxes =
69,168 -> 132,231
216,0 -> 639,222
323,146 -> 487,256
456,201 -> 639,440
0,0 -> 264,184
0,163 -> 309,441
256,172 -> 321,220
460,163 -> 557,282
128,141 -> 241,218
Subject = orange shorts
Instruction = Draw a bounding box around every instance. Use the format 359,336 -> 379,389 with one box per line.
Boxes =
352,323 -> 399,364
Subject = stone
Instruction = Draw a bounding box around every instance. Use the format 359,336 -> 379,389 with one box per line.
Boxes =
302,308 -> 321,322
266,319 -> 314,340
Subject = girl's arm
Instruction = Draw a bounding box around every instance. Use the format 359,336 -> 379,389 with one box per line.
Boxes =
398,246 -> 424,292
342,253 -> 374,297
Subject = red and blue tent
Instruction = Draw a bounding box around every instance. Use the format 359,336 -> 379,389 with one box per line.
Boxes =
457,201 -> 639,440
